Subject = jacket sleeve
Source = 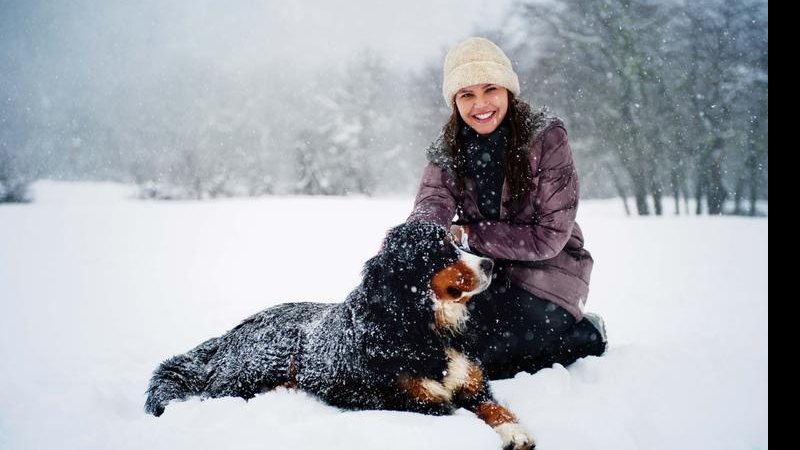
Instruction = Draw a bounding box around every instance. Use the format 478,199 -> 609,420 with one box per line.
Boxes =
407,162 -> 458,228
467,125 -> 578,261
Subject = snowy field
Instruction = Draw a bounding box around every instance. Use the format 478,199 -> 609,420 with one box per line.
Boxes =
0,181 -> 768,450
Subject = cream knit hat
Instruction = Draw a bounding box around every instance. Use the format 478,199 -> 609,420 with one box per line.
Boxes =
442,37 -> 521,108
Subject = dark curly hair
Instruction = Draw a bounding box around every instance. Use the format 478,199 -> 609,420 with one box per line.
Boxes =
441,93 -> 535,218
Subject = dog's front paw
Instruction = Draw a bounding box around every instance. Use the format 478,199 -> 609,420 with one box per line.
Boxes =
495,422 -> 536,450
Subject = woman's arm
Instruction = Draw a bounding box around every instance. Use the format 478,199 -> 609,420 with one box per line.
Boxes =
407,163 -> 458,228
467,125 -> 578,261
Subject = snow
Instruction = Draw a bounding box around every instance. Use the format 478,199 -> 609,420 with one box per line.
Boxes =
0,181 -> 767,450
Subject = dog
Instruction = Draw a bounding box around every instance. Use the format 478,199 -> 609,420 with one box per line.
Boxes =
145,220 -> 535,450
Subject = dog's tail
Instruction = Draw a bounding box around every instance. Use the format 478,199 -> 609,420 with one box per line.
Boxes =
144,337 -> 220,417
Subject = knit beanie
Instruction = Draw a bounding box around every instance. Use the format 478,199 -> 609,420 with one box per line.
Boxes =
442,37 -> 521,108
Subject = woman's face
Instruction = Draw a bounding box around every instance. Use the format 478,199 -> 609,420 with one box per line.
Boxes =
454,83 -> 509,135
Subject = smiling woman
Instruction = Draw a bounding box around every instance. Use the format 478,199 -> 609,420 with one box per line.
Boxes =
408,36 -> 607,380
454,84 -> 509,136
442,36 -> 520,136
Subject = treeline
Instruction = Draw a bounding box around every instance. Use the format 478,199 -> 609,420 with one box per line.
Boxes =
508,0 -> 768,215
1,0 -> 767,216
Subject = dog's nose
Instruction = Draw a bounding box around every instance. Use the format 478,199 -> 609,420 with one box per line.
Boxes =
480,258 -> 494,275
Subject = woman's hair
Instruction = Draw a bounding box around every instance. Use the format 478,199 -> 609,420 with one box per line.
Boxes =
442,92 -> 534,218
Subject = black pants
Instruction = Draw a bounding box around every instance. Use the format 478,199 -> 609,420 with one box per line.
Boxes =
465,275 -> 606,380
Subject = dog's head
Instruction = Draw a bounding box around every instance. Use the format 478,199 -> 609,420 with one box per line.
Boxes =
369,221 -> 493,333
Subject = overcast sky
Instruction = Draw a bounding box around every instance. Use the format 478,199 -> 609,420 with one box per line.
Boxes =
3,0 -> 517,78
198,0 -> 517,71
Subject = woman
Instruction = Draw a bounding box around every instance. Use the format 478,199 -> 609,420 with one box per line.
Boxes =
408,37 -> 606,379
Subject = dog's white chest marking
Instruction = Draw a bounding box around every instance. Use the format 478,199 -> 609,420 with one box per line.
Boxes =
432,298 -> 470,332
411,348 -> 481,403
442,348 -> 475,392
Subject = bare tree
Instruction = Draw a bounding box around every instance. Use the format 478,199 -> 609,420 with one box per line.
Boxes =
507,0 -> 767,215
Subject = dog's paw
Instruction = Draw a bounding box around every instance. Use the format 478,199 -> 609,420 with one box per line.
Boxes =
495,423 -> 536,450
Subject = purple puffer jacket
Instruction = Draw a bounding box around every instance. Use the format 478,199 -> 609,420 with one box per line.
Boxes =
407,111 -> 593,320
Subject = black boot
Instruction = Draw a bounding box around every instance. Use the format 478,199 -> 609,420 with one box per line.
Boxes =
539,313 -> 607,369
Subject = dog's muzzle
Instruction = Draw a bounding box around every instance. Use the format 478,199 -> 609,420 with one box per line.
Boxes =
458,248 -> 493,292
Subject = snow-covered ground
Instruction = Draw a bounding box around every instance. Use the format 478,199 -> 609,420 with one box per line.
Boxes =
0,181 -> 768,450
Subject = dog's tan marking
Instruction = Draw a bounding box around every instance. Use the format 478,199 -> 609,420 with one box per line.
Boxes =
430,261 -> 478,303
431,261 -> 480,332
476,402 -> 518,428
284,355 -> 299,388
477,402 -> 536,448
398,376 -> 452,403
463,361 -> 485,396
399,349 -> 484,407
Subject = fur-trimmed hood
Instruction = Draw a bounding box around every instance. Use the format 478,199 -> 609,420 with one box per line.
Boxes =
425,106 -> 561,170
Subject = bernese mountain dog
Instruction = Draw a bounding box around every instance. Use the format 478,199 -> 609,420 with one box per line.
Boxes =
145,220 -> 535,450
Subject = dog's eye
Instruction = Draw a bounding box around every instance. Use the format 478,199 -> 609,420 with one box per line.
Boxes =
446,287 -> 462,298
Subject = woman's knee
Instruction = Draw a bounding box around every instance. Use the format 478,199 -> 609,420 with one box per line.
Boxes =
507,285 -> 576,336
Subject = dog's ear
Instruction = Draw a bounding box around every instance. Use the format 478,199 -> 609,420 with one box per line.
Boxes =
361,253 -> 384,280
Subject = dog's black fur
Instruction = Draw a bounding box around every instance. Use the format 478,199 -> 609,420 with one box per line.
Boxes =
145,221 -> 534,449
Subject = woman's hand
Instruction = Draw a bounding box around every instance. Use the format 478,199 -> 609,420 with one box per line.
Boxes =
450,224 -> 463,242
450,224 -> 470,249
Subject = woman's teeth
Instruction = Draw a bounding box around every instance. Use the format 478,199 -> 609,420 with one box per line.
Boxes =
473,111 -> 495,121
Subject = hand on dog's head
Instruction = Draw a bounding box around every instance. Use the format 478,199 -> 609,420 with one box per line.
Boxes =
379,221 -> 458,275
